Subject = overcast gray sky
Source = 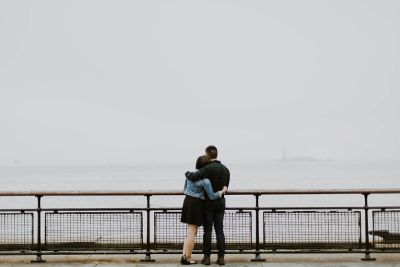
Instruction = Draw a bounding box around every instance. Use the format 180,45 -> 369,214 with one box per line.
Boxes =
0,0 -> 399,165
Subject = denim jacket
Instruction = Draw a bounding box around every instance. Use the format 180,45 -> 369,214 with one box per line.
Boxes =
183,178 -> 221,200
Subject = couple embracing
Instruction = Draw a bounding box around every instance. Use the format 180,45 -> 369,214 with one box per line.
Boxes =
180,145 -> 230,265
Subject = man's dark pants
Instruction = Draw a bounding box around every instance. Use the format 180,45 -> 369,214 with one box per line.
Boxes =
203,206 -> 225,256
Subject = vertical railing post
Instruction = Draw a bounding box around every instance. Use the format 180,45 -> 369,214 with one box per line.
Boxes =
31,195 -> 45,263
361,193 -> 376,261
141,194 -> 155,262
251,193 -> 265,262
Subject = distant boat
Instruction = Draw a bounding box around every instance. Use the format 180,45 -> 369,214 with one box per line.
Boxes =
276,147 -> 333,162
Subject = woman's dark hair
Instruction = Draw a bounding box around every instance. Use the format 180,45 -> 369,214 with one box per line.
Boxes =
196,155 -> 211,170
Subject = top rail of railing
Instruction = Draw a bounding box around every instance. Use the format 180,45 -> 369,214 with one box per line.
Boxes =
1,188 -> 400,196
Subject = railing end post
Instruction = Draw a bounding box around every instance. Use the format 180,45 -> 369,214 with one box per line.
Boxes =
141,253 -> 155,262
31,255 -> 46,263
251,253 -> 265,262
361,253 -> 376,261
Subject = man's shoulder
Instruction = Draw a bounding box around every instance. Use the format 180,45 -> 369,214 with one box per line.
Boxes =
209,161 -> 230,171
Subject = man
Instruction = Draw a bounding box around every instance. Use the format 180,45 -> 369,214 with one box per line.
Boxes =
185,145 -> 230,265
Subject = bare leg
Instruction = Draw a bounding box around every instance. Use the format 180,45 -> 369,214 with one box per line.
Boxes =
183,224 -> 198,258
182,235 -> 188,257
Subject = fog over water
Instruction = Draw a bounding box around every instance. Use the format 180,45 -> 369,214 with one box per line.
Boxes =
1,1 -> 400,189
1,161 -> 400,209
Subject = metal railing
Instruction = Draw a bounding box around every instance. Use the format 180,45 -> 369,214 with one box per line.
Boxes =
1,189 -> 400,262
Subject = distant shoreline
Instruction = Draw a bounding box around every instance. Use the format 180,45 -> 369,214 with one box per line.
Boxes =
275,157 -> 334,163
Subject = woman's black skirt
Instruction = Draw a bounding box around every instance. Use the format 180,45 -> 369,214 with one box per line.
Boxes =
181,195 -> 204,226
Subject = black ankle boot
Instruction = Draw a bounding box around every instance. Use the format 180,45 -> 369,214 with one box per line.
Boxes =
201,255 -> 210,265
216,255 -> 225,265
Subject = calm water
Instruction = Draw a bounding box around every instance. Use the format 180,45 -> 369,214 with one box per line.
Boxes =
0,160 -> 399,209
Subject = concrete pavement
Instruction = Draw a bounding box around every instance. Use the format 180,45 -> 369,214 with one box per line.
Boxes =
1,254 -> 400,266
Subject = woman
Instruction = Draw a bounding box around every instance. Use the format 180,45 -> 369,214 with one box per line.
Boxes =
180,155 -> 227,265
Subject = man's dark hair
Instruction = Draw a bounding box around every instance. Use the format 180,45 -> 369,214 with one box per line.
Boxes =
205,145 -> 218,159
196,155 -> 211,170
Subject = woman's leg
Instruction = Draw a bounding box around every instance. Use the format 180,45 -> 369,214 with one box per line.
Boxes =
182,223 -> 188,256
183,224 -> 198,258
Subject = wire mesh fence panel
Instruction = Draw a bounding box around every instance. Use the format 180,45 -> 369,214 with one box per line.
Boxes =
222,211 -> 252,250
153,211 -> 251,250
44,212 -> 143,250
154,212 -> 186,250
0,213 -> 33,251
263,211 -> 361,250
372,210 -> 400,249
